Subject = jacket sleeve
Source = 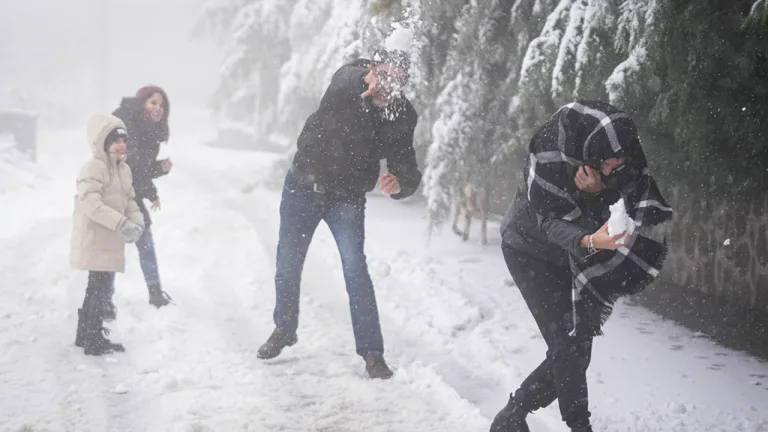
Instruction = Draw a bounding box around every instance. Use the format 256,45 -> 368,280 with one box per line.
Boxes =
540,188 -> 621,260
538,216 -> 591,261
76,162 -> 126,230
388,110 -> 421,200
150,160 -> 168,179
388,138 -> 421,200
328,65 -> 369,97
125,142 -> 159,202
124,169 -> 145,228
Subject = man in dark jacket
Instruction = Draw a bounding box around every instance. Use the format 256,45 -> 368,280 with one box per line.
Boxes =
257,49 -> 421,379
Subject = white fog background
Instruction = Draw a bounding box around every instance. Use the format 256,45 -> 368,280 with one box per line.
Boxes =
0,0 -> 220,126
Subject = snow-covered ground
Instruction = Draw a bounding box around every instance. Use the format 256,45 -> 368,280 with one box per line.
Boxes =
0,110 -> 766,432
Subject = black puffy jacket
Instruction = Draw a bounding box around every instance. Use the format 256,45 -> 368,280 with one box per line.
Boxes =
501,185 -> 618,267
112,97 -> 168,224
292,59 -> 422,199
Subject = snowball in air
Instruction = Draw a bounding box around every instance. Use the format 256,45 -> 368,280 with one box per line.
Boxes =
385,23 -> 413,52
376,262 -> 391,278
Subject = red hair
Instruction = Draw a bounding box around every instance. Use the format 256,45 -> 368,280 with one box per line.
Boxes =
135,85 -> 170,141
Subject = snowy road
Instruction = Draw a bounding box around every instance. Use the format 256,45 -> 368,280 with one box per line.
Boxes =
0,112 -> 766,431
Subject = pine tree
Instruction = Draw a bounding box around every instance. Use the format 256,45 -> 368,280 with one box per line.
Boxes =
195,0 -> 297,138
572,0 -> 620,100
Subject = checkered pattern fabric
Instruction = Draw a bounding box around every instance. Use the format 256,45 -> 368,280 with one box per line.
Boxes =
525,100 -> 674,334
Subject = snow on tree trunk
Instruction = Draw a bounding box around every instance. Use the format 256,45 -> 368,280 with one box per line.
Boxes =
551,0 -> 586,106
573,0 -> 619,100
606,45 -> 648,106
517,0 -> 572,122
605,0 -> 658,106
423,73 -> 479,230
197,0 -> 297,136
744,0 -> 768,28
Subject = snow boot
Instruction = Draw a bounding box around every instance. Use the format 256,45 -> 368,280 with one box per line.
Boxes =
452,225 -> 463,237
82,303 -> 124,356
75,308 -> 86,347
74,305 -> 112,347
490,395 -> 530,432
148,283 -> 172,308
257,327 -> 298,359
364,355 -> 394,380
570,427 -> 593,432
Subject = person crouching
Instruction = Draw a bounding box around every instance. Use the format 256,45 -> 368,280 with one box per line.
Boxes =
70,115 -> 145,355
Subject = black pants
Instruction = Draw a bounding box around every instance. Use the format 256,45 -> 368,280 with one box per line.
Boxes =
502,244 -> 593,428
83,271 -> 115,314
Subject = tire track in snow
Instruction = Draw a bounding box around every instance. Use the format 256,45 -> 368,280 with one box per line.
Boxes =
0,219 -> 130,432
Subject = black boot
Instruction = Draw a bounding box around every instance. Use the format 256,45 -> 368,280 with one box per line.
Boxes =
452,225 -> 463,237
257,327 -> 298,359
364,355 -> 394,379
75,308 -> 86,347
570,426 -> 593,432
148,283 -> 172,308
490,395 -> 530,432
82,302 -> 124,356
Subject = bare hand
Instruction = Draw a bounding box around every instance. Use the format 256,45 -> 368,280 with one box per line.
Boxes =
151,199 -> 162,212
379,173 -> 401,195
574,166 -> 603,194
582,221 -> 628,251
161,158 -> 173,173
361,65 -> 378,98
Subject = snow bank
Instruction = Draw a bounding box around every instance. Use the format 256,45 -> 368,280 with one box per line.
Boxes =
0,137 -> 46,194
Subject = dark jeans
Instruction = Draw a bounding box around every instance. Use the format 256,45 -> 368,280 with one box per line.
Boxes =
273,170 -> 384,357
502,244 -> 593,429
83,271 -> 115,313
135,225 -> 160,286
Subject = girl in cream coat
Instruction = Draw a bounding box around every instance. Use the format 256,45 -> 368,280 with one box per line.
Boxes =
71,114 -> 145,356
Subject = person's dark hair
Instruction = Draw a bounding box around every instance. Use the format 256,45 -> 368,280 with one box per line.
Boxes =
135,85 -> 170,142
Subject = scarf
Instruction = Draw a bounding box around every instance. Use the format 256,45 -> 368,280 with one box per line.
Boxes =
526,100 -> 674,335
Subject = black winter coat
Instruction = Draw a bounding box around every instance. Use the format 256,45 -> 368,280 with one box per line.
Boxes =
292,59 -> 421,199
112,97 -> 168,225
501,185 -> 618,268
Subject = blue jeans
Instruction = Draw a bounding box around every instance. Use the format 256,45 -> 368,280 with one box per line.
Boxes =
135,225 -> 160,286
273,170 -> 384,357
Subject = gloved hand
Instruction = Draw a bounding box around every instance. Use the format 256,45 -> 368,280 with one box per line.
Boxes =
120,218 -> 144,244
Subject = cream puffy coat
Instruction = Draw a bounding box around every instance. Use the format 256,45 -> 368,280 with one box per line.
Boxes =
70,115 -> 145,273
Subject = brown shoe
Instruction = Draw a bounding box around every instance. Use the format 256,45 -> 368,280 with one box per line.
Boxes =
148,283 -> 173,308
364,355 -> 394,379
257,327 -> 298,359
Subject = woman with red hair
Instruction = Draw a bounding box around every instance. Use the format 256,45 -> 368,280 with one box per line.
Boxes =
112,85 -> 173,309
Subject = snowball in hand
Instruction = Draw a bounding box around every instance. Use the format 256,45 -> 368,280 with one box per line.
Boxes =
608,198 -> 635,245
